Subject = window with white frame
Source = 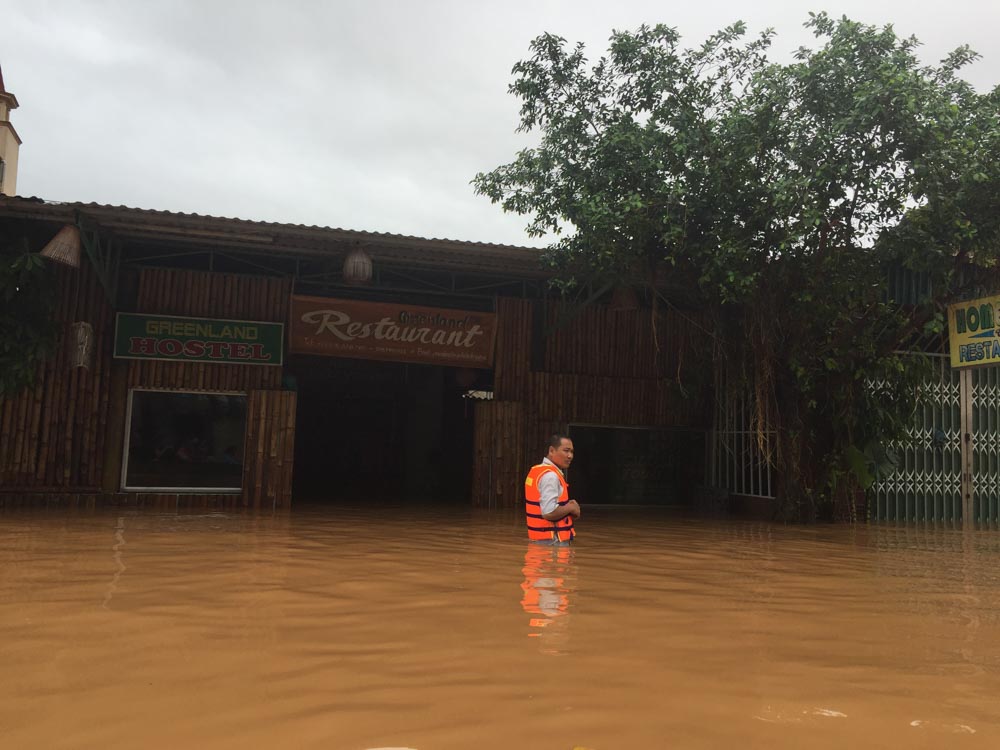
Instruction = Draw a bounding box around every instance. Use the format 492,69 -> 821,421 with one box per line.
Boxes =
122,389 -> 248,491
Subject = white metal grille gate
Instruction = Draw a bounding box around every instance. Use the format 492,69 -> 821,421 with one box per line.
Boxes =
870,358 -> 963,521
971,367 -> 1000,522
872,358 -> 1000,524
709,358 -> 1000,521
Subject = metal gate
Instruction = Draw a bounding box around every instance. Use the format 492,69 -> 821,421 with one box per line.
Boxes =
971,367 -> 1000,522
870,358 -> 962,521
709,358 -> 1000,522
707,383 -> 775,501
871,358 -> 1000,523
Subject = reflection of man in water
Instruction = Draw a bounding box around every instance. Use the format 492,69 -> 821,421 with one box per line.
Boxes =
524,434 -> 580,543
521,544 -> 574,646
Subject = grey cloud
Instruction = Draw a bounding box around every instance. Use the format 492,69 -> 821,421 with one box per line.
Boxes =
4,0 -> 998,246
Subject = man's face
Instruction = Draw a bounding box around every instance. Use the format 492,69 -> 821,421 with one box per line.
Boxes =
548,438 -> 574,471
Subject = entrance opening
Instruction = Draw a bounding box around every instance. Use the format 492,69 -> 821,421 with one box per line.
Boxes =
287,354 -> 481,504
568,424 -> 705,506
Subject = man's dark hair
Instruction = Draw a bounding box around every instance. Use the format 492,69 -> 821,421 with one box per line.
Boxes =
547,433 -> 571,452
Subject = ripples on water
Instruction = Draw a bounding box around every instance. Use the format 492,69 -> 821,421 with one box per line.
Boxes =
2,503 -> 999,749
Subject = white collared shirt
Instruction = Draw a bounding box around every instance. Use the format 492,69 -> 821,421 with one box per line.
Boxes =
537,457 -> 564,516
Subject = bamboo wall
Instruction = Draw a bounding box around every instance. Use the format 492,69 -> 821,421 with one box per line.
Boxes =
473,296 -> 708,507
129,267 -> 289,391
471,401 -> 525,509
128,268 -> 295,508
0,261 -> 114,490
243,390 -> 297,508
540,299 -> 688,379
2,264 -> 298,508
5,259 -> 704,510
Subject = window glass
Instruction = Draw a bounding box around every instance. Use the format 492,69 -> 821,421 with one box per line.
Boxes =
123,390 -> 247,490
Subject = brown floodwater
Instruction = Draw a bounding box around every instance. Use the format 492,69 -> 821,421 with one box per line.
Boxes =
2,502 -> 1000,749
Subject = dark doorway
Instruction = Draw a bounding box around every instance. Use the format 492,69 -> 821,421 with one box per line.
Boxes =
567,425 -> 705,506
287,354 -> 478,504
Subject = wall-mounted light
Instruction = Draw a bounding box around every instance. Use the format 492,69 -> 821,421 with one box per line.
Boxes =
69,321 -> 94,369
39,224 -> 82,268
343,247 -> 373,285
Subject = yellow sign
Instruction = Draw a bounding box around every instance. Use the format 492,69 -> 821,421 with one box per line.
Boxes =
948,295 -> 1000,368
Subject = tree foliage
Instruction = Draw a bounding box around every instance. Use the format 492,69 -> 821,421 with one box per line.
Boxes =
476,13 -> 1000,520
0,237 -> 58,398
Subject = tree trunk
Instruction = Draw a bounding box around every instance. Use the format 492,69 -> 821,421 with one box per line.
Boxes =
772,382 -> 821,522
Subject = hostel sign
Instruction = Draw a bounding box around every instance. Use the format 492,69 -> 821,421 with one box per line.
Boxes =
948,295 -> 1000,368
289,295 -> 496,368
114,313 -> 284,365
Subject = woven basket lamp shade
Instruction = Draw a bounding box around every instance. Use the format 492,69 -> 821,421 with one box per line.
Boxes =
39,224 -> 82,268
343,247 -> 373,285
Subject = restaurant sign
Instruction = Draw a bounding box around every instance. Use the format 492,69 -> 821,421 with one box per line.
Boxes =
948,295 -> 1000,368
114,313 -> 284,366
289,295 -> 496,368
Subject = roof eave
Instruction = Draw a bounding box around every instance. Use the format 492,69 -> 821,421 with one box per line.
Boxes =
0,195 -> 551,279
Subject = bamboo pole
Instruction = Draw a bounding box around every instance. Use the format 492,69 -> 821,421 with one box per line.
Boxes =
10,389 -> 28,480
280,391 -> 296,507
198,268 -> 211,316
251,391 -> 267,508
0,400 -> 13,482
264,390 -> 277,505
32,358 -> 54,484
93,304 -> 113,488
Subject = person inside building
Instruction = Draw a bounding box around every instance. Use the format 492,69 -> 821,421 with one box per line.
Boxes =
524,434 -> 581,543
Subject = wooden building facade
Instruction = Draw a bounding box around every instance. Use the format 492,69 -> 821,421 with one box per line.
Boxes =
1,197 -> 707,510
472,297 -> 706,508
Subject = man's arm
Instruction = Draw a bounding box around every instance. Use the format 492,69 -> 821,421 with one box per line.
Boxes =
542,500 -> 581,522
537,472 -> 581,521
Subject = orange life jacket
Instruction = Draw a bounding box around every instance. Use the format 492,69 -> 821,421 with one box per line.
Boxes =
524,462 -> 576,543
521,544 -> 572,637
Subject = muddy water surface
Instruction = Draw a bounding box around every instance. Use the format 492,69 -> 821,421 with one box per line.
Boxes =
2,504 -> 1000,749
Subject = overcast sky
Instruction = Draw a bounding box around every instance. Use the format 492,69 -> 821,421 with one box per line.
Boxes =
4,1 -> 998,247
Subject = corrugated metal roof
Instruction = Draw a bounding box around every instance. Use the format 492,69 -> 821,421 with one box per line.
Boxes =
0,195 -> 550,278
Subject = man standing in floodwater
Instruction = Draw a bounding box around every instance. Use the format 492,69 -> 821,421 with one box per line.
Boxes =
524,434 -> 581,543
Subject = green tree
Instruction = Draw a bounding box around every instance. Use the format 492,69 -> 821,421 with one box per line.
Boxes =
476,14 -> 1000,520
0,237 -> 58,398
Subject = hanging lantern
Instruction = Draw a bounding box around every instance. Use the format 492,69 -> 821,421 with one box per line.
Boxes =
343,247 -> 373,285
39,224 -> 82,268
69,321 -> 94,369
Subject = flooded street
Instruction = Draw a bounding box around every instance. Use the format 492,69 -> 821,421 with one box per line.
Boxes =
2,504 -> 1000,749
